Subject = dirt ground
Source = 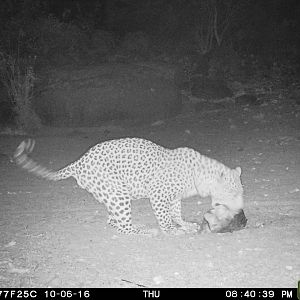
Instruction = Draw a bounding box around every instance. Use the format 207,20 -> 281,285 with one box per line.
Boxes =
0,97 -> 299,288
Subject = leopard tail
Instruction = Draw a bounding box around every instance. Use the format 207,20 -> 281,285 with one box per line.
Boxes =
14,139 -> 73,181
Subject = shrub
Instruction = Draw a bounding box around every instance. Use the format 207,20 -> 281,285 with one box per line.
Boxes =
0,53 -> 41,131
208,45 -> 244,80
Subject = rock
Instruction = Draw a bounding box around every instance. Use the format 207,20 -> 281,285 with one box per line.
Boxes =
34,63 -> 181,126
191,77 -> 233,100
235,94 -> 261,106
198,204 -> 247,233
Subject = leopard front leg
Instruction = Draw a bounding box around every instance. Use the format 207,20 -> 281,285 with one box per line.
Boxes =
106,194 -> 157,236
147,168 -> 195,235
149,191 -> 186,235
170,198 -> 199,233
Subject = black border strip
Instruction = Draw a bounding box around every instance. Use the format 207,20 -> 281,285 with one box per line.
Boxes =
0,288 -> 298,300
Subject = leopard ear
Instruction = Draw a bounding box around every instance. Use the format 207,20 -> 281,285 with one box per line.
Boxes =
235,166 -> 242,177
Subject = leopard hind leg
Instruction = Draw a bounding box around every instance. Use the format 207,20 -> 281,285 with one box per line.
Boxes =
93,185 -> 157,236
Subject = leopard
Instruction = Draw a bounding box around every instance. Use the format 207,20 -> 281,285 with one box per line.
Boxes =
14,138 -> 244,236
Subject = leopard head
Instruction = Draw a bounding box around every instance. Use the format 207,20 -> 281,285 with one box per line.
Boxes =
210,166 -> 244,213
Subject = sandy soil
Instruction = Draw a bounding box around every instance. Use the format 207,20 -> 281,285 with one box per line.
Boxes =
0,98 -> 299,288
